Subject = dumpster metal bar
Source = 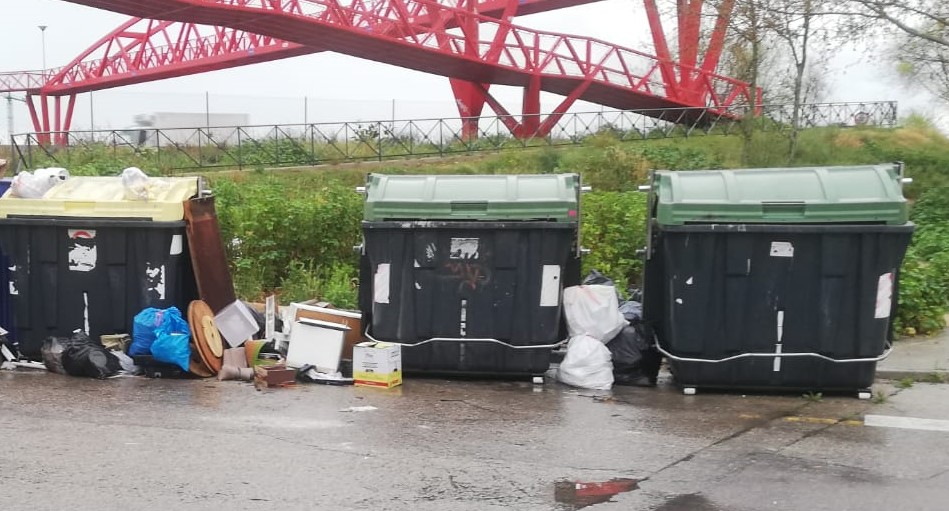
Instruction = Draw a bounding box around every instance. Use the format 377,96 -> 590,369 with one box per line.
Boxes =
655,341 -> 893,364
364,328 -> 566,350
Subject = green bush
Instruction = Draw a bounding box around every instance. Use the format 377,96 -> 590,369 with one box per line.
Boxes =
580,192 -> 649,288
894,186 -> 949,335
214,177 -> 362,304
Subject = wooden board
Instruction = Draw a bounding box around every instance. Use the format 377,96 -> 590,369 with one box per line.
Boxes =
183,196 -> 237,314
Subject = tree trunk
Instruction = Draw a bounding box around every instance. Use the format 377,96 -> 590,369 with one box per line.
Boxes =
789,2 -> 812,163
741,34 -> 761,166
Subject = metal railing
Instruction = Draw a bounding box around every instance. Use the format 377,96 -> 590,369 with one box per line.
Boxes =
10,101 -> 898,173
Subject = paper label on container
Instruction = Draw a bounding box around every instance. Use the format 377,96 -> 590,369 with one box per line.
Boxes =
170,234 -> 183,255
539,265 -> 561,307
145,264 -> 166,300
875,272 -> 894,319
374,264 -> 391,304
449,238 -> 480,260
769,241 -> 794,258
67,229 -> 97,272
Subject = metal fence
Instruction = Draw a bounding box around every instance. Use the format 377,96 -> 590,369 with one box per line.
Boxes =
10,101 -> 898,173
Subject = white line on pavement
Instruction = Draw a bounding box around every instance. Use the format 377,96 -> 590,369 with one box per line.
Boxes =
864,415 -> 949,432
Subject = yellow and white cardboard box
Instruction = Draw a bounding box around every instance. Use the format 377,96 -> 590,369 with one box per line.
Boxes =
353,341 -> 402,388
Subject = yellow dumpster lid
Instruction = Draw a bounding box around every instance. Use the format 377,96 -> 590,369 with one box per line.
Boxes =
0,176 -> 198,221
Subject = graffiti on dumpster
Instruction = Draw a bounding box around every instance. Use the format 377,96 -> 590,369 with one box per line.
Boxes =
443,261 -> 491,291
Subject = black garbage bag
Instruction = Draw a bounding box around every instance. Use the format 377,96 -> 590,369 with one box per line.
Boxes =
40,337 -> 69,375
61,332 -> 121,379
618,300 -> 643,324
607,324 -> 661,387
582,269 -> 615,287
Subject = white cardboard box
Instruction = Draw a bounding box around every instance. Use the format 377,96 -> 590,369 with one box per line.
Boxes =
353,341 -> 402,388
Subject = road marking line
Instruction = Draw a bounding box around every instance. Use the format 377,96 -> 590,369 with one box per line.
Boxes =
864,415 -> 949,432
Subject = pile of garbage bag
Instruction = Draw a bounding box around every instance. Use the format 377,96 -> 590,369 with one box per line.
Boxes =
41,331 -> 123,379
557,270 -> 661,390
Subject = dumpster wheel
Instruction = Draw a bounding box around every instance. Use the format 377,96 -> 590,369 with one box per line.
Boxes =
682,387 -> 697,396
532,376 -> 545,385
857,389 -> 872,400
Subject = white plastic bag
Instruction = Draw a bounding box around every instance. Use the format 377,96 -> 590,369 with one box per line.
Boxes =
557,335 -> 614,390
563,284 -> 628,342
34,167 -> 69,183
121,167 -> 150,200
11,171 -> 47,198
10,167 -> 69,199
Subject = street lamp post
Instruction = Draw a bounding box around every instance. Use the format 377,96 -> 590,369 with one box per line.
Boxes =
38,25 -> 48,72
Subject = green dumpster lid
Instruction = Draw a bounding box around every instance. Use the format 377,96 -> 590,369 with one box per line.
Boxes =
654,164 -> 909,226
363,173 -> 580,222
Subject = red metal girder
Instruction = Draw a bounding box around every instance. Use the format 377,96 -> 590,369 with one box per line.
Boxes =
676,0 -> 703,92
643,0 -> 679,101
478,85 -> 521,135
52,0 -> 754,127
520,73 -> 542,137
26,0 -> 755,139
2,0 -> 598,96
700,0 -> 734,76
25,95 -> 42,144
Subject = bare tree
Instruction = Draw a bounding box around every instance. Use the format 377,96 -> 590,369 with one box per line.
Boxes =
762,0 -> 834,160
891,29 -> 949,103
841,1 -> 949,48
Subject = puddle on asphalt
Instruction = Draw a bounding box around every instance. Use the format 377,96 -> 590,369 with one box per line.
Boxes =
554,478 -> 639,509
654,493 -> 720,511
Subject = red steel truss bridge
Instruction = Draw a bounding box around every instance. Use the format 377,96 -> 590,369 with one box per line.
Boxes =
1,0 -> 759,144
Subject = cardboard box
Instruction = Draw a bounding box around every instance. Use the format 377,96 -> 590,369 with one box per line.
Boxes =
353,342 -> 402,389
291,301 -> 363,360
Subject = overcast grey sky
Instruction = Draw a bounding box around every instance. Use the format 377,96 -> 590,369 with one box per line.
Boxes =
0,0 -> 940,138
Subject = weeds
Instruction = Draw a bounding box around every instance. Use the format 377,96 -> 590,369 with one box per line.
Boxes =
802,392 -> 823,403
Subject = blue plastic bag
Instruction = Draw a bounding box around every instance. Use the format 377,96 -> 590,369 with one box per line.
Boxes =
130,308 -> 165,356
150,332 -> 191,372
148,307 -> 191,371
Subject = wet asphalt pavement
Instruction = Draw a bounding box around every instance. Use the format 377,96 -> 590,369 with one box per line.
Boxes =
1,370 -> 947,511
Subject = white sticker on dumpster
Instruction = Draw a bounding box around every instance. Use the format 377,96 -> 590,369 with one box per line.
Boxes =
67,229 -> 97,272
539,265 -> 561,307
374,263 -> 391,304
875,272 -> 894,319
769,241 -> 794,258
145,263 -> 166,300
170,234 -> 183,256
449,238 -> 480,260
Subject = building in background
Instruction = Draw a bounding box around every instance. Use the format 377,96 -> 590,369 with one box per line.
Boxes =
120,112 -> 250,146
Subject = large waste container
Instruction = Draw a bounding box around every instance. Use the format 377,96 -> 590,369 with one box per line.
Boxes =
643,164 -> 914,396
359,173 -> 582,376
0,176 -> 200,359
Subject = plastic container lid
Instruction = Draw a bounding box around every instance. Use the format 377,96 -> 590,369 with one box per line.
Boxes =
0,176 -> 198,221
654,164 -> 909,225
363,173 -> 580,222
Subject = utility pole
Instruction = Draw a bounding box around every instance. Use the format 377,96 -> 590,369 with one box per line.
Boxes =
6,94 -> 13,146
38,25 -> 48,71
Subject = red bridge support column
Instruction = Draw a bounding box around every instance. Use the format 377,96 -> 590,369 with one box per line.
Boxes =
26,93 -> 77,146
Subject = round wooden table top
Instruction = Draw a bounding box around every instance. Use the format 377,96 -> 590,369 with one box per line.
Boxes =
188,300 -> 223,374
